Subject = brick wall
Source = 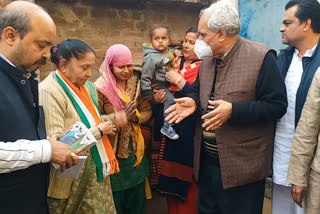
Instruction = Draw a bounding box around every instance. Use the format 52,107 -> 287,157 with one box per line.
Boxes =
33,0 -> 205,80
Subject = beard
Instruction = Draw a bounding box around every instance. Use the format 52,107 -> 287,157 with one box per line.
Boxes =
11,42 -> 46,73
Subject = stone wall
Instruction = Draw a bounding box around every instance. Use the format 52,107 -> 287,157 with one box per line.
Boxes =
33,0 -> 206,80
1,0 -> 241,80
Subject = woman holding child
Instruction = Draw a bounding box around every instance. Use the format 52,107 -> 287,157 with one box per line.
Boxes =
153,26 -> 201,214
95,44 -> 152,214
39,39 -> 118,214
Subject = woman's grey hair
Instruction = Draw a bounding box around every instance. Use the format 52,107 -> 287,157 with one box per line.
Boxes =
0,9 -> 30,40
200,1 -> 240,36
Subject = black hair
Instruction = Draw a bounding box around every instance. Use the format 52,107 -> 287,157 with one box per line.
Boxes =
186,26 -> 198,34
285,0 -> 320,33
50,39 -> 95,68
149,24 -> 170,40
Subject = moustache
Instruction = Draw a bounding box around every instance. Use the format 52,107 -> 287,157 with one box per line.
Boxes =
33,58 -> 46,66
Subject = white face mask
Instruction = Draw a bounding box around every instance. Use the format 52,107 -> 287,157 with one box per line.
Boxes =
194,39 -> 213,59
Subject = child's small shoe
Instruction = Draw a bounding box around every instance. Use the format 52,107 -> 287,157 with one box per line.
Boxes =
160,123 -> 179,140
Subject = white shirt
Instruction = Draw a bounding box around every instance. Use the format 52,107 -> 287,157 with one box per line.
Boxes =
273,45 -> 317,186
0,52 -> 52,173
0,52 -> 15,67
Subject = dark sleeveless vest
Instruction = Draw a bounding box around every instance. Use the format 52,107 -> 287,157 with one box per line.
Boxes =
0,57 -> 49,214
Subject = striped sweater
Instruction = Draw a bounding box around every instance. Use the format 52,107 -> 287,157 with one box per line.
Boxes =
39,72 -> 110,199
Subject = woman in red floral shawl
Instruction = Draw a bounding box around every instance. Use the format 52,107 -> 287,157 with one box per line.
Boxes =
152,27 -> 201,214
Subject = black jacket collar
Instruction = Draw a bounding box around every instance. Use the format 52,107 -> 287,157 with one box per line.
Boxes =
0,56 -> 37,80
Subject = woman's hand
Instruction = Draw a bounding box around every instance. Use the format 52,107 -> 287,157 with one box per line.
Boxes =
166,69 -> 181,84
97,121 -> 117,136
125,101 -> 138,123
114,110 -> 128,129
166,69 -> 186,90
152,89 -> 166,104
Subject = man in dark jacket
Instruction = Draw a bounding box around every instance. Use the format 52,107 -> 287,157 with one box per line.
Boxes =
0,1 -> 78,213
272,1 -> 320,213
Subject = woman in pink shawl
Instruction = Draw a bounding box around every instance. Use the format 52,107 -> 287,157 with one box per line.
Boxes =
95,44 -> 152,214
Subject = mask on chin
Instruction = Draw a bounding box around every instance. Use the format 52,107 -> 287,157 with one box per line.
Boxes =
194,39 -> 213,59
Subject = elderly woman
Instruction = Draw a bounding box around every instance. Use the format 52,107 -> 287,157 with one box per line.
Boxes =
95,44 -> 152,214
39,39 -> 118,214
153,26 -> 201,214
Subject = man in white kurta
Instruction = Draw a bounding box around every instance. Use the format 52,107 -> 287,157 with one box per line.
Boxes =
273,0 -> 320,213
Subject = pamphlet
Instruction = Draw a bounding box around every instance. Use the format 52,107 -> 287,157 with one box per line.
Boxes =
52,122 -> 97,178
55,156 -> 88,178
58,121 -> 97,153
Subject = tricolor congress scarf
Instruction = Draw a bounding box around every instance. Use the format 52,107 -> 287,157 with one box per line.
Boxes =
56,70 -> 119,182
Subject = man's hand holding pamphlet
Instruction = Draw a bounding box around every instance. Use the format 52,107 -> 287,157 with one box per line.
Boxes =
53,121 -> 97,177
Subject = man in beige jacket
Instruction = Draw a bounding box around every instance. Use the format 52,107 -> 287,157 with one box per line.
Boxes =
287,68 -> 320,214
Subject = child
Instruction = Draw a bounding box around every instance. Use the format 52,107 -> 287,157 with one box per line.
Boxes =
141,25 -> 179,140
